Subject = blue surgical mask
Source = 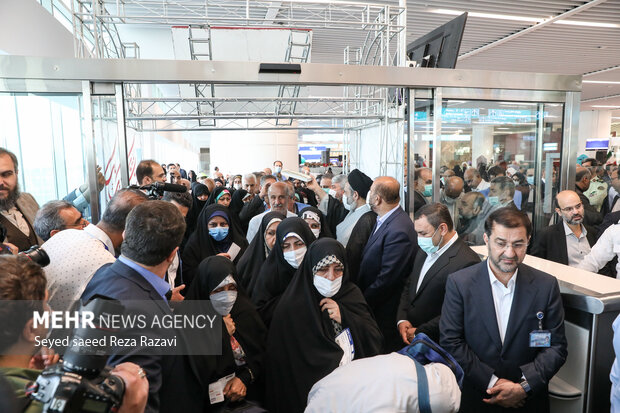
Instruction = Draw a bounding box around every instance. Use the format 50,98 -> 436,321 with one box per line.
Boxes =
418,227 -> 441,255
440,177 -> 445,185
423,184 -> 433,197
274,166 -> 282,173
488,196 -> 499,206
209,227 -> 229,241
526,176 -> 534,185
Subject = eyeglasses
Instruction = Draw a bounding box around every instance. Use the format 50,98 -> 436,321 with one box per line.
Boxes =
492,238 -> 528,251
559,203 -> 582,213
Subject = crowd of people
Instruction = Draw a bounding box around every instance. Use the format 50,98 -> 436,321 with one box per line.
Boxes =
1,146 -> 620,412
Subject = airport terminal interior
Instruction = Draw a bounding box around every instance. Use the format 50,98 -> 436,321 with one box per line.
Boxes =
1,0 -> 620,412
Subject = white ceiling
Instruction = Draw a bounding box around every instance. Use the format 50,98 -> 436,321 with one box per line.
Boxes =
307,0 -> 620,118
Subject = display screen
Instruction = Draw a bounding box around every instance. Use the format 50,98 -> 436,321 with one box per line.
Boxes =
82,398 -> 109,413
585,139 -> 609,150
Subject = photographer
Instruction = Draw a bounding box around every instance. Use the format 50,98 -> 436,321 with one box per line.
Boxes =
42,189 -> 148,312
0,255 -> 148,413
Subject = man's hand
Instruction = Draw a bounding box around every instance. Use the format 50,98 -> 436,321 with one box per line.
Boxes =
307,175 -> 326,201
397,321 -> 416,344
217,252 -> 232,260
484,380 -> 527,408
2,242 -> 18,255
170,284 -> 185,302
29,347 -> 60,370
259,182 -> 271,202
223,377 -> 246,402
111,362 -> 149,413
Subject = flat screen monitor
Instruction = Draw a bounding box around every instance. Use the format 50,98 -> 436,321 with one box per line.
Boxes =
407,13 -> 468,69
585,139 -> 609,151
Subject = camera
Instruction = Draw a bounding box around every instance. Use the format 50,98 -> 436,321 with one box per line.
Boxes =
20,245 -> 51,267
0,222 -> 50,267
27,298 -> 126,413
131,181 -> 187,200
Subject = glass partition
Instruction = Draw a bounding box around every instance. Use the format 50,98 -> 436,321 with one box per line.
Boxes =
408,91 -> 565,243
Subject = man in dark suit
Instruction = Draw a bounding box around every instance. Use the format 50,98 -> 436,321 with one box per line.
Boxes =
413,167 -> 432,212
440,208 -> 567,412
397,203 -> 480,343
357,176 -> 417,352
82,201 -> 196,413
531,190 -> 597,266
575,167 -> 603,227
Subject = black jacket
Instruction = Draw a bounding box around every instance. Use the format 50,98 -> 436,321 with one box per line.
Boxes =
575,185 -> 603,227
530,221 -> 598,265
440,261 -> 567,413
397,236 -> 480,342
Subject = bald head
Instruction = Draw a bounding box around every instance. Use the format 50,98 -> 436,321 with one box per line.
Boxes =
444,176 -> 464,199
555,190 -> 584,226
367,177 -> 400,216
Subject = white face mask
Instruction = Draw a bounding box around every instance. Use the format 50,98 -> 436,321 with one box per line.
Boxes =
342,193 -> 351,211
311,228 -> 321,238
283,246 -> 307,269
328,189 -> 337,198
313,275 -> 342,298
234,183 -> 242,190
210,290 -> 238,316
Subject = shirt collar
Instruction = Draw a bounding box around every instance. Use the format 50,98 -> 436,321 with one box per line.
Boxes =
486,259 -> 517,290
562,220 -> 587,238
377,204 -> 400,225
429,232 -> 458,259
118,256 -> 170,301
84,224 -> 115,253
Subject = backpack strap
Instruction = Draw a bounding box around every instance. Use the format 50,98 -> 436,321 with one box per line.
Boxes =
413,357 -> 432,413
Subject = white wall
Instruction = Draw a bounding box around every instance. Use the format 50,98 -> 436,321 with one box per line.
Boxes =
210,123 -> 298,175
0,0 -> 74,57
578,110 -> 612,155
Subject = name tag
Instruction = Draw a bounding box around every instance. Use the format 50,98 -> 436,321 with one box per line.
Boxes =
335,328 -> 355,366
208,373 -> 235,404
529,330 -> 551,348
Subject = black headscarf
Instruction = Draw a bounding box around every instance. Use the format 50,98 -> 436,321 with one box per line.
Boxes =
251,217 -> 316,326
264,238 -> 383,413
185,256 -> 267,399
298,206 -> 333,239
230,188 -> 248,216
182,204 -> 248,288
237,211 -> 286,298
205,186 -> 232,207
186,183 -> 209,232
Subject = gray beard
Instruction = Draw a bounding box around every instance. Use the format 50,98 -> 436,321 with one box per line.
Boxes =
0,185 -> 20,211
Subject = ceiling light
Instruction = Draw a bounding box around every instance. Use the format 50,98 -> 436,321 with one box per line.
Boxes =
583,80 -> 620,85
428,9 -> 541,23
428,8 -> 619,29
592,105 -> 620,108
555,20 -> 620,28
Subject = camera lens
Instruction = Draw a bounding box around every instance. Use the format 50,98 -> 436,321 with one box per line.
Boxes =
19,245 -> 50,267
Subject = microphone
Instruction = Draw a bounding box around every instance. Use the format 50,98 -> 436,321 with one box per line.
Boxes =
141,182 -> 187,193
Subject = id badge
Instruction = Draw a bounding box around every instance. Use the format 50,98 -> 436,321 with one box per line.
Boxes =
529,330 -> 551,348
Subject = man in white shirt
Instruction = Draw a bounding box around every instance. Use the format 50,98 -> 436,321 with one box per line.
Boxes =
464,168 -> 490,194
578,223 -> 620,277
246,182 -> 296,242
440,207 -> 567,412
42,189 -> 148,312
306,351 -> 461,413
397,203 -> 480,343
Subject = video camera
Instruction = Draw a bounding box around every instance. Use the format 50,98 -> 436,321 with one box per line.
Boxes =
27,299 -> 126,413
0,222 -> 50,267
131,181 -> 187,200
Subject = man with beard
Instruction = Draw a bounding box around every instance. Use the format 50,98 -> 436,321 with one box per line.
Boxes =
530,190 -> 598,266
0,148 -> 43,251
246,181 -> 297,242
441,208 -> 567,412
